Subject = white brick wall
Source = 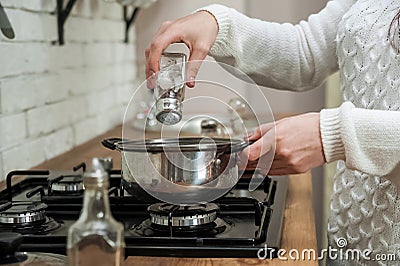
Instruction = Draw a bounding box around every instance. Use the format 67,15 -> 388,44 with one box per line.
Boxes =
2,137 -> 46,175
0,74 -> 69,113
44,127 -> 74,159
0,155 -> 3,181
0,1 -> 138,181
0,113 -> 27,151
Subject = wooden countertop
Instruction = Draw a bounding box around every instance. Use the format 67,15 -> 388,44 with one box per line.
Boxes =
5,125 -> 318,265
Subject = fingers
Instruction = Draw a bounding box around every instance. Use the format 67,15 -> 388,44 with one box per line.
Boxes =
146,39 -> 209,88
145,11 -> 218,89
185,46 -> 209,87
145,36 -> 184,89
145,46 -> 156,89
242,128 -> 274,161
239,151 -> 274,176
245,123 -> 275,141
145,20 -> 186,80
145,37 -> 173,79
146,39 -> 208,89
240,123 -> 275,162
243,124 -> 277,172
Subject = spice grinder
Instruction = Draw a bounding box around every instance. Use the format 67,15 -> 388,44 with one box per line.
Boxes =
154,52 -> 186,125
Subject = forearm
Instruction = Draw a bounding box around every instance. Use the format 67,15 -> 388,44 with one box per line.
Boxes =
200,0 -> 355,91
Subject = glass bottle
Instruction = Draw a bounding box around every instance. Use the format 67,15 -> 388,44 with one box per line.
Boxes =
67,158 -> 125,266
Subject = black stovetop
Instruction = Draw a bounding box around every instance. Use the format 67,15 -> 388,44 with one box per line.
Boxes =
0,164 -> 288,258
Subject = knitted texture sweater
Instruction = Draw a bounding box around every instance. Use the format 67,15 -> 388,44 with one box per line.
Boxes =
201,0 -> 400,264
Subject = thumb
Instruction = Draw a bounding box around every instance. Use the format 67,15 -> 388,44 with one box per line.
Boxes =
245,122 -> 275,141
243,128 -> 274,161
185,47 -> 208,88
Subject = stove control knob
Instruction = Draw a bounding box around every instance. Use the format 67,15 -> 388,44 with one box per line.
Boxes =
0,232 -> 27,262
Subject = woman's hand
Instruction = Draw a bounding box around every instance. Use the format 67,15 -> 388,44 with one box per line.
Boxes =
244,113 -> 326,175
145,11 -> 219,88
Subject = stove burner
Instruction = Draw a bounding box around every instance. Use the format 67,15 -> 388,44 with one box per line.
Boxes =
51,175 -> 84,193
131,216 -> 230,237
0,216 -> 62,235
148,203 -> 219,227
0,202 -> 47,224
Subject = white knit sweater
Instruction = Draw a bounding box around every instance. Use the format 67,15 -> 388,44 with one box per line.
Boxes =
201,0 -> 400,264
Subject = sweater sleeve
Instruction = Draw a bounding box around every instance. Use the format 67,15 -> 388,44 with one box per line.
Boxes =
320,102 -> 400,185
198,0 -> 356,91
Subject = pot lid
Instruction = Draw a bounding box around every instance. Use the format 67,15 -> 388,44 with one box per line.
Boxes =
103,137 -> 250,153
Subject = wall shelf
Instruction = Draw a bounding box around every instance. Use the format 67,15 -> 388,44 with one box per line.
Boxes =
124,6 -> 140,43
56,0 -> 140,45
56,0 -> 77,45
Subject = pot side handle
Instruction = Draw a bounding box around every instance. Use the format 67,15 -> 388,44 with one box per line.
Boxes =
101,138 -> 123,151
227,140 -> 256,154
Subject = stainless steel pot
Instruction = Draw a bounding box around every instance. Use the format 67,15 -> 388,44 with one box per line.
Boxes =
102,137 -> 251,204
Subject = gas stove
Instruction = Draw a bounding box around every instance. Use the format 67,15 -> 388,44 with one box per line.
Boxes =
0,162 -> 288,258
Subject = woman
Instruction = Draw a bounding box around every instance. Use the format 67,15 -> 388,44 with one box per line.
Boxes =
146,0 -> 400,264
